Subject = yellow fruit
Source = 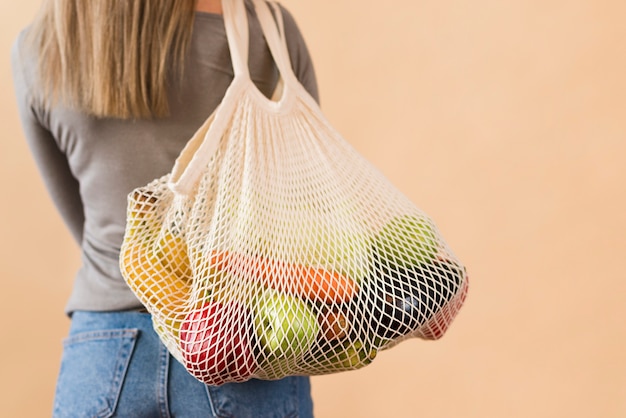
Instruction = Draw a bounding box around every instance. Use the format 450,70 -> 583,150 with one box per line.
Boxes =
155,311 -> 187,341
121,244 -> 191,315
152,231 -> 192,279
121,189 -> 192,343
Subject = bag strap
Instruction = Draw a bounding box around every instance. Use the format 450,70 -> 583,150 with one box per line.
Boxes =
168,0 -> 252,195
168,0 -> 296,195
223,0 -> 295,86
251,0 -> 299,87
222,0 -> 250,79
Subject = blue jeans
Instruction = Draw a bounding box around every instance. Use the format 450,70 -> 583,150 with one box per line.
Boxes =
53,311 -> 314,418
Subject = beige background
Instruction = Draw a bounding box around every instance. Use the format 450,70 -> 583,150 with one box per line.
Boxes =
2,1 -> 625,417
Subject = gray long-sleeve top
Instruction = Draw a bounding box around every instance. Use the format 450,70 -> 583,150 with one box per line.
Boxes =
12,4 -> 319,315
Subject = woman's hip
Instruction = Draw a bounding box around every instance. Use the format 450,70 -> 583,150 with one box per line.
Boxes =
53,310 -> 313,418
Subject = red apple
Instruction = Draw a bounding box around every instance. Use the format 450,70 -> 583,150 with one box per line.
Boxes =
179,300 -> 257,385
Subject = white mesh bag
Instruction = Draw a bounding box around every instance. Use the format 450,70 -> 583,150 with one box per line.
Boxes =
120,0 -> 468,386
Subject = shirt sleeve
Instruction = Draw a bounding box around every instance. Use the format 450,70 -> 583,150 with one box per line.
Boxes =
278,4 -> 320,104
11,33 -> 85,245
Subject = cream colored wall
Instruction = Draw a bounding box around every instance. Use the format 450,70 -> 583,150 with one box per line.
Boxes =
2,1 -> 625,417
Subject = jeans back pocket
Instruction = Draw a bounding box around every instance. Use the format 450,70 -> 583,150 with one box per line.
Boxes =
53,329 -> 138,418
206,376 -> 312,418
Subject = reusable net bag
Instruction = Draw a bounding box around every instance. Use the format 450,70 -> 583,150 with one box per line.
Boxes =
120,0 -> 468,386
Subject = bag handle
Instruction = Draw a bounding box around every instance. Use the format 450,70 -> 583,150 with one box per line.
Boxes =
168,0 -> 251,195
251,0 -> 299,87
168,0 -> 295,195
222,0 -> 250,79
224,0 -> 295,86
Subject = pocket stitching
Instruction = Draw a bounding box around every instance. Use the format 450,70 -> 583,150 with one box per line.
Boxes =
99,329 -> 138,418
55,328 -> 139,418
63,329 -> 139,346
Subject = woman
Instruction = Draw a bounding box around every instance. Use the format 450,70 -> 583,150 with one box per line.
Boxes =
12,0 -> 319,416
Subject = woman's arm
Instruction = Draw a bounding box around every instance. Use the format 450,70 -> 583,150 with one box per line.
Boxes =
11,33 -> 85,245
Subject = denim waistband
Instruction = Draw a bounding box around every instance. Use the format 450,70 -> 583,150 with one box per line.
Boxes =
69,310 -> 153,335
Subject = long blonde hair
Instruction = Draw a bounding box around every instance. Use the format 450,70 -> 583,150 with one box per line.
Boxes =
28,0 -> 197,119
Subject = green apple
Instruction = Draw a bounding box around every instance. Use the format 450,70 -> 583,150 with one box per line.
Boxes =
374,214 -> 439,268
252,288 -> 319,362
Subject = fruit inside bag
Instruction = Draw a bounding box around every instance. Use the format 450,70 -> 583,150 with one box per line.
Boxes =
120,187 -> 468,386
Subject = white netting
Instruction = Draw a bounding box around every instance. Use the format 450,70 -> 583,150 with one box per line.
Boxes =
120,0 -> 468,386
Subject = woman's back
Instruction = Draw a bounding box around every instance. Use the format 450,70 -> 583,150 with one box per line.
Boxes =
12,3 -> 318,315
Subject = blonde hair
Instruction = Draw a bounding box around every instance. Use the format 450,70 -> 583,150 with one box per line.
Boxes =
28,0 -> 196,119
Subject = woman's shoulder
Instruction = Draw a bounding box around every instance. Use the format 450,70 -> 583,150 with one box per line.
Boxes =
11,27 -> 39,88
11,26 -> 35,65
11,27 -> 39,101
262,1 -> 303,38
